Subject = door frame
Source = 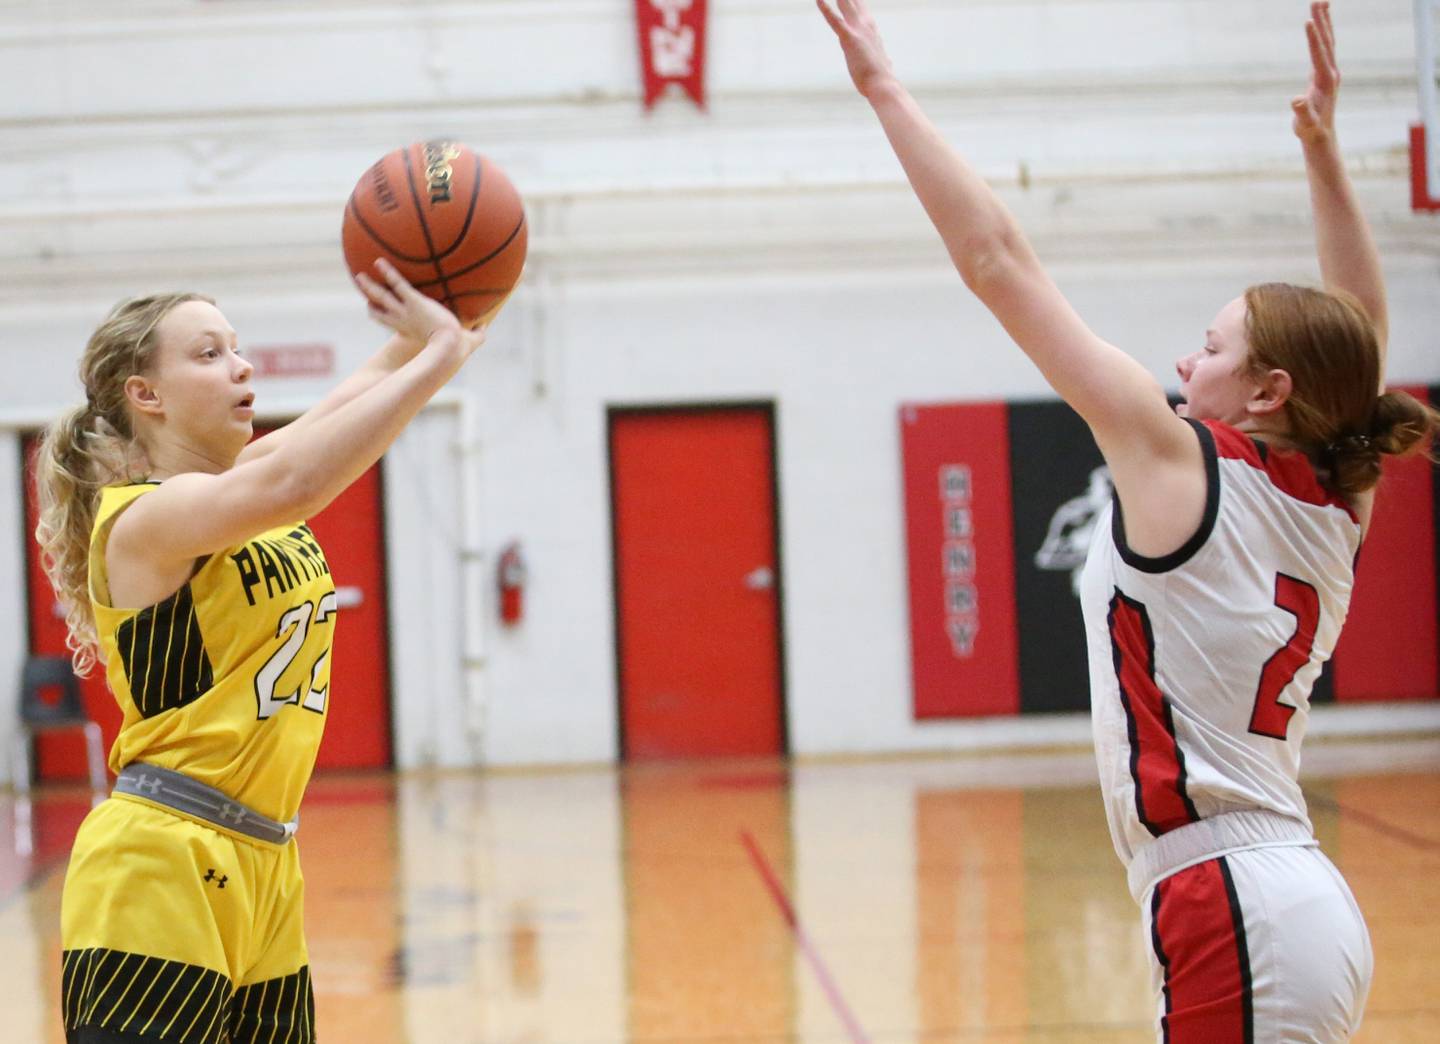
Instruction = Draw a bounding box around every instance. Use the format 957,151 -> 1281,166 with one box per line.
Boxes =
257,419 -> 399,771
605,401 -> 790,760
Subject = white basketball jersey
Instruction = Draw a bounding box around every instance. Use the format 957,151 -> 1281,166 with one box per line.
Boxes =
1079,419 -> 1361,866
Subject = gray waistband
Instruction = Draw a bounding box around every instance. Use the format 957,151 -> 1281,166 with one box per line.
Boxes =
1126,808 -> 1315,902
114,763 -> 298,845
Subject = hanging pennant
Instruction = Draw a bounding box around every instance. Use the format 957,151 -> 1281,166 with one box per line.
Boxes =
636,0 -> 707,110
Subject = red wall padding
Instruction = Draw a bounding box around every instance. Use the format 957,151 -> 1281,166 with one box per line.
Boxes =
1331,385 -> 1438,702
900,403 -> 1020,718
903,398 -> 1438,720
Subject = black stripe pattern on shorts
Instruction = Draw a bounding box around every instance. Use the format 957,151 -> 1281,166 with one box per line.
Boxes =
229,965 -> 316,1044
63,948 -> 232,1043
115,584 -> 214,718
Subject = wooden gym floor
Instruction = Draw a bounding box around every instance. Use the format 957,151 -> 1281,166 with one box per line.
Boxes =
2,737 -> 1437,1042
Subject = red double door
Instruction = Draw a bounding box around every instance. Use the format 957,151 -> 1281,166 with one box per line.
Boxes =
610,405 -> 787,759
20,436 -> 393,780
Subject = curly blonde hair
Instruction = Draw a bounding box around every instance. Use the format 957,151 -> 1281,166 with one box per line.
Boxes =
33,293 -> 212,675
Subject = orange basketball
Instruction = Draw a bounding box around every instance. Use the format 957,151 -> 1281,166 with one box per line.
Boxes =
342,140 -> 527,327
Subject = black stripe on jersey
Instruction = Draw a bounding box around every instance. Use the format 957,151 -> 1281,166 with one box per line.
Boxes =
62,948 -> 233,1043
229,965 -> 315,1044
1112,418 -> 1221,574
1218,858 -> 1256,1044
115,585 -> 214,719
1149,887 -> 1174,1044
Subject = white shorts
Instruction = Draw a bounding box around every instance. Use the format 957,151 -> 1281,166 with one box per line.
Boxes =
1139,844 -> 1372,1043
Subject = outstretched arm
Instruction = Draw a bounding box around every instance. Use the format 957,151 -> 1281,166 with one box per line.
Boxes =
111,261 -> 485,583
816,0 -> 1201,543
235,331 -> 423,466
1293,1 -> 1388,369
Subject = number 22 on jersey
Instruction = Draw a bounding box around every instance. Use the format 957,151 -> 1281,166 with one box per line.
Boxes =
254,591 -> 337,720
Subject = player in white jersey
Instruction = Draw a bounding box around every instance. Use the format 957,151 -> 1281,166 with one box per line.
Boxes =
818,2 -> 1439,1040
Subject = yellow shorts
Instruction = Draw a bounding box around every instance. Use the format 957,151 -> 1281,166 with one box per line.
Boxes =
60,794 -> 314,1043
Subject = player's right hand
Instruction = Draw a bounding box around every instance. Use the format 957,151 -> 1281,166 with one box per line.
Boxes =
356,258 -> 482,358
817,0 -> 898,100
1292,2 -> 1339,146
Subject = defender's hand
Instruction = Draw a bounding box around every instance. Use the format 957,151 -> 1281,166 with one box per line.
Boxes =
817,0 -> 898,100
1292,2 -> 1339,146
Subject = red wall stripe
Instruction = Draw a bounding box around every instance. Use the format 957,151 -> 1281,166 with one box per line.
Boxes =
899,403 -> 1020,718
1332,384 -> 1438,702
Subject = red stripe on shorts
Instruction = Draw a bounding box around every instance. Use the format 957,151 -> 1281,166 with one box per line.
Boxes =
1150,857 -> 1254,1044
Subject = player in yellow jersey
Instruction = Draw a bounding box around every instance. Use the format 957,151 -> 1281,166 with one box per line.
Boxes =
34,259 -> 481,1043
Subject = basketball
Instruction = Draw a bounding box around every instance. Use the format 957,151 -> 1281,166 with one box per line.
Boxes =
342,140 -> 528,327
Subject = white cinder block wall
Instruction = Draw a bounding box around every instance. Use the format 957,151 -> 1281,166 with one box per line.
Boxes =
1,1 -> 1436,768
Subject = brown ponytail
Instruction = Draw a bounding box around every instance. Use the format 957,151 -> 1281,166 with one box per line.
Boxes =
1324,389 -> 1440,497
1242,283 -> 1439,497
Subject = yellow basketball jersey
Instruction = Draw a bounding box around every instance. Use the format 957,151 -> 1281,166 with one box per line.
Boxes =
88,482 -> 335,823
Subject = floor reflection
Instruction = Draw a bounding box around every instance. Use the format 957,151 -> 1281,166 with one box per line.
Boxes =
0,739 -> 1436,1042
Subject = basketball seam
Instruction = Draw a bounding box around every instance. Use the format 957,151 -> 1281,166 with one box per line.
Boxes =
401,146 -> 459,317
345,195 -> 441,266
418,213 -> 526,288
433,156 -> 484,260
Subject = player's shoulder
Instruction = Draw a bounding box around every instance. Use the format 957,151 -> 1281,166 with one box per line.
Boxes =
1199,420 -> 1357,523
93,479 -> 161,535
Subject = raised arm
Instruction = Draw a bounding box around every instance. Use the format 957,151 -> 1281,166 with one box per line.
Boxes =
817,0 -> 1204,552
1293,1 -> 1389,369
234,331 -> 423,467
108,261 -> 484,595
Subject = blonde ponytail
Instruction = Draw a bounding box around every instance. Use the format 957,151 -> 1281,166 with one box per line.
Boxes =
34,405 -> 132,674
32,292 -> 212,675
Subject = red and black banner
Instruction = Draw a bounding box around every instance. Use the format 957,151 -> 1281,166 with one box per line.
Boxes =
901,395 -> 1439,719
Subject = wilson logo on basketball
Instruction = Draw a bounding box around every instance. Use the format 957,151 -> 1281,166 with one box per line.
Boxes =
424,141 -> 463,204
368,164 -> 400,214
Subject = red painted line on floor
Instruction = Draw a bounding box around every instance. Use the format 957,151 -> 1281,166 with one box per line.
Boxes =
739,829 -> 870,1044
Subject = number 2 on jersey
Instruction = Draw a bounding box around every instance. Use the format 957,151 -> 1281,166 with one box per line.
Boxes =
1248,573 -> 1320,740
254,592 -> 338,720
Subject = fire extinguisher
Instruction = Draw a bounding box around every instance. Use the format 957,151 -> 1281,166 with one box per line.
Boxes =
497,541 -> 526,626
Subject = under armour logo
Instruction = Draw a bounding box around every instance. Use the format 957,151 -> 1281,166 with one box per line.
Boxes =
133,773 -> 162,797
218,803 -> 248,824
202,868 -> 228,889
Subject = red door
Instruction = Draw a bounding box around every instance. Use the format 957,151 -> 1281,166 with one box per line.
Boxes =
305,464 -> 392,769
610,406 -> 785,759
21,433 -> 392,780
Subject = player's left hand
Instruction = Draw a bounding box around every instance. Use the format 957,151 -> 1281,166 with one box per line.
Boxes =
1292,2 -> 1339,146
817,0 -> 898,100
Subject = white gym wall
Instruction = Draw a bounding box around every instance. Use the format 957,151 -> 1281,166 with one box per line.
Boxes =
1,0 -> 1436,768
